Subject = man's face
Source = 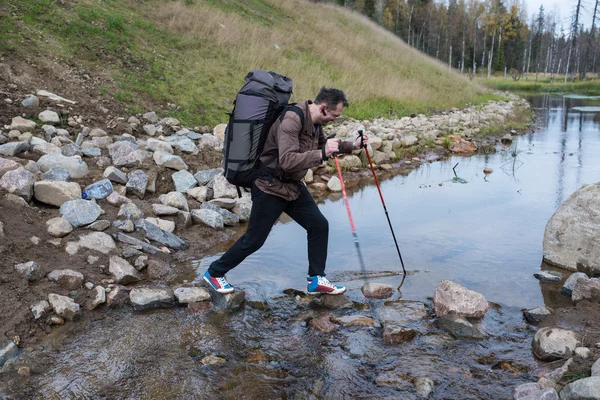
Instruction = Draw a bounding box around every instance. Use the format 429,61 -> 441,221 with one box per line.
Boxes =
320,102 -> 343,124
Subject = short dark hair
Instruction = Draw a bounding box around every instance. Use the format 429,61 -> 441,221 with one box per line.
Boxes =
315,87 -> 348,109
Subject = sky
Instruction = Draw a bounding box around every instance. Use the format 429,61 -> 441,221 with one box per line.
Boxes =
524,0 -> 595,29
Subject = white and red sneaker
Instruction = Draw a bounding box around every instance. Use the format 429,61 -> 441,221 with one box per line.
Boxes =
307,275 -> 346,295
203,270 -> 234,294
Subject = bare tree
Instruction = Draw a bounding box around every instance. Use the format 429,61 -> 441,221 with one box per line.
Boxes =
564,0 -> 582,83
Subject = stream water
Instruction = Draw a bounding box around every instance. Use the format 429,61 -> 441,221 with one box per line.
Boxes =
2,94 -> 600,399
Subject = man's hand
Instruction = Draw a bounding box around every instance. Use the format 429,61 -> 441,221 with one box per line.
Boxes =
325,138 -> 340,157
354,133 -> 369,150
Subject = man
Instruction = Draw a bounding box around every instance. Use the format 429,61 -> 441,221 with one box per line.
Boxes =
204,87 -> 368,295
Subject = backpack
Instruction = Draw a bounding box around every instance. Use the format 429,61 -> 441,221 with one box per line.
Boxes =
222,70 -> 304,196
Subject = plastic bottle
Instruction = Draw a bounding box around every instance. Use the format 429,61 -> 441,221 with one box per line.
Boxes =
82,179 -> 114,200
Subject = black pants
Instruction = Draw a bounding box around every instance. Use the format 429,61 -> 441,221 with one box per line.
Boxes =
208,183 -> 329,277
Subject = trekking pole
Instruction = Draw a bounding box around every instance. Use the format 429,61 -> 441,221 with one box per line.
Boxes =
333,153 -> 367,273
358,130 -> 407,275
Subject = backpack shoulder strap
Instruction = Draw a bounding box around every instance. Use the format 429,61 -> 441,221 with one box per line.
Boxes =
279,104 -> 305,134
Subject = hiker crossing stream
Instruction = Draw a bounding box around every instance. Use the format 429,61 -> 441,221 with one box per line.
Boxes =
3,94 -> 600,399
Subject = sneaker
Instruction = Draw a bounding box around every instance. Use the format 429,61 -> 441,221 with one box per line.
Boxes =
307,275 -> 346,295
203,270 -> 234,294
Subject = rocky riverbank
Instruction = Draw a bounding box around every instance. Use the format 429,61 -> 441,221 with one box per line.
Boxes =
4,86 -> 598,398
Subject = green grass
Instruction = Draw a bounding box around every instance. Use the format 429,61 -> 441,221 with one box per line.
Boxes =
0,0 -> 514,127
478,75 -> 600,95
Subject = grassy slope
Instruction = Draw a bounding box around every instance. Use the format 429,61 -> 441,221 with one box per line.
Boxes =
1,0 -> 497,127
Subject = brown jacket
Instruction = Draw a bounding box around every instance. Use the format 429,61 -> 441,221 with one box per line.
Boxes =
256,100 -> 355,200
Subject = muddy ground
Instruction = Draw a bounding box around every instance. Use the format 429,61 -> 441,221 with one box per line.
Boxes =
0,57 -> 599,388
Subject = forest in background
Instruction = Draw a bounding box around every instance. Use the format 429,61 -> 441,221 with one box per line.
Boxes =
330,0 -> 598,82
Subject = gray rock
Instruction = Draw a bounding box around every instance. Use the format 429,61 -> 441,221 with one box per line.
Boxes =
200,203 -> 239,226
559,377 -> 600,400
91,286 -> 106,310
113,219 -> 135,232
126,170 -> 148,199
234,195 -> 252,222
0,341 -> 19,368
103,166 -> 128,184
0,142 -> 29,157
82,147 -> 101,157
433,280 -> 490,318
0,157 -> 20,178
61,143 -> 83,157
33,142 -> 61,156
79,231 -> 116,254
140,220 -> 189,250
47,269 -> 84,290
109,255 -> 141,284
143,124 -> 157,136
532,327 -> 579,361
31,300 -> 51,320
147,259 -> 172,279
165,135 -> 197,153
43,167 -> 71,181
108,140 -> 138,167
15,261 -> 45,281
164,191 -> 189,211
572,277 -> 600,303
22,95 -> 39,108
59,199 -> 102,227
34,181 -> 81,206
207,289 -> 246,311
194,168 -> 223,185
543,182 -> 600,272
383,325 -> 417,344
145,217 -> 174,233
172,170 -> 197,192
143,112 -> 158,123
560,272 -> 590,295
153,150 -> 187,170
48,293 -> 80,320
39,110 -> 60,124
437,312 -> 486,339
152,204 -> 179,216
113,232 -> 163,255
413,377 -> 434,398
208,198 -> 236,209
212,174 -> 238,198
118,202 -> 144,221
46,217 -> 73,237
187,186 -> 208,202
191,209 -> 224,229
361,283 -> 394,299
106,285 -> 131,308
0,167 -> 35,201
592,358 -> 600,376
37,154 -> 88,178
174,287 -> 211,303
130,287 -> 175,311
523,306 -> 553,323
534,271 -> 562,283
512,382 -> 542,399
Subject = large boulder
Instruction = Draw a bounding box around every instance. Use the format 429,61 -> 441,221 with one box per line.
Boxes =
34,181 -> 81,206
0,167 -> 35,201
433,280 -> 489,319
543,182 -> 600,272
532,327 -> 579,361
37,154 -> 89,179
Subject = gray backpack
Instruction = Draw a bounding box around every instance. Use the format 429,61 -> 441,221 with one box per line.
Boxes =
222,70 -> 303,195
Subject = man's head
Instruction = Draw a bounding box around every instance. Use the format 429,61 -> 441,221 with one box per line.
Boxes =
314,87 -> 348,124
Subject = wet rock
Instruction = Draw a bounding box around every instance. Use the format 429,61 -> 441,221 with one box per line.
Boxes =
413,376 -> 434,398
59,199 -> 102,227
48,293 -> 80,320
207,288 -> 245,311
174,287 -> 210,304
34,181 -> 81,207
308,313 -> 336,332
49,316 -> 65,325
311,294 -> 353,309
559,377 -> 600,400
130,287 -> 175,311
140,220 -> 189,250
437,312 -> 486,339
361,283 -> 394,299
560,272 -> 589,296
109,255 -> 141,284
37,154 -> 89,179
191,209 -> 224,229
433,280 -> 489,318
483,167 -> 494,174
327,176 -> 342,192
533,271 -> 562,283
147,259 -> 172,279
523,306 -> 553,324
330,315 -> 375,327
0,167 -> 35,201
201,355 -> 226,365
571,277 -> 600,303
31,300 -> 51,320
78,232 -> 116,253
126,169 -> 148,199
47,269 -> 84,290
501,134 -> 513,144
15,261 -> 45,281
383,325 -> 417,344
532,327 -> 579,361
106,285 -> 131,307
0,341 -> 19,368
375,371 -> 414,391
376,301 -> 428,326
